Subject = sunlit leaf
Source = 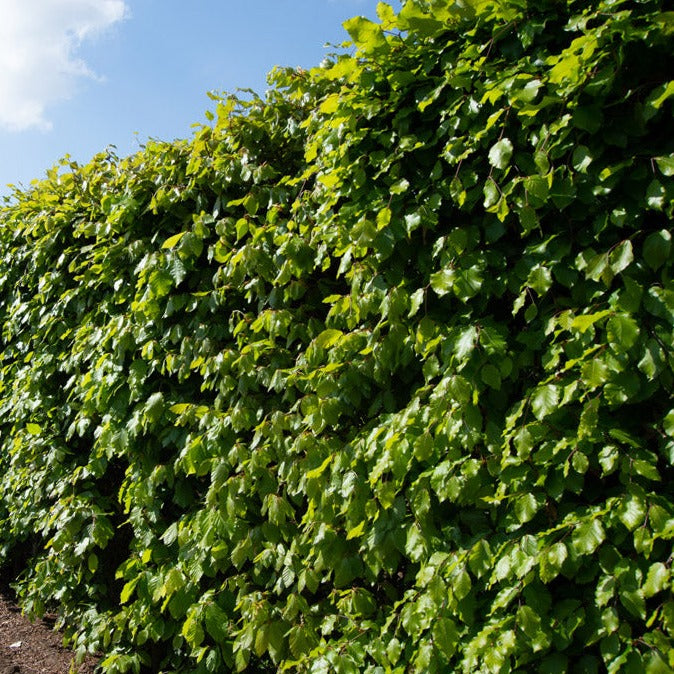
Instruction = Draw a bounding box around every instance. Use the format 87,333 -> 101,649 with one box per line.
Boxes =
488,138 -> 514,169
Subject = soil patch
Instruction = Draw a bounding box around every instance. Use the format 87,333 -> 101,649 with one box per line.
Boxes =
0,592 -> 99,674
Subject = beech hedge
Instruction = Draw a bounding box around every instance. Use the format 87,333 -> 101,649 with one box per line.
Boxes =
1,0 -> 673,672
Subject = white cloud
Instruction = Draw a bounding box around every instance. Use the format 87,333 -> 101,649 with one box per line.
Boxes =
0,0 -> 127,131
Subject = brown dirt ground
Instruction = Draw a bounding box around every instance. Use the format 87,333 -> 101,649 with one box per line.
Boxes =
0,592 -> 99,674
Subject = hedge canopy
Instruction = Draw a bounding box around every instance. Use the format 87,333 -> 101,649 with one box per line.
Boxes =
0,0 -> 673,672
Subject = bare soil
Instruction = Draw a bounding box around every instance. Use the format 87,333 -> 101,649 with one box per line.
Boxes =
0,592 -> 99,674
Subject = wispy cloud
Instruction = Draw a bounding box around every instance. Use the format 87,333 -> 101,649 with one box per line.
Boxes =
0,0 -> 127,131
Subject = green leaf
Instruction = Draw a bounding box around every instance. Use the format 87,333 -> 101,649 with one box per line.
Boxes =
646,180 -> 666,210
531,384 -> 559,421
120,578 -> 138,605
288,625 -> 315,659
404,211 -> 422,235
516,78 -> 543,104
618,494 -> 647,531
643,562 -> 670,598
632,459 -> 660,482
182,609 -> 205,648
344,16 -> 388,54
572,310 -> 611,333
481,363 -> 502,390
254,624 -> 269,657
655,12 -> 674,35
578,398 -> 599,439
655,155 -> 674,176
430,268 -> 454,296
454,326 -> 477,360
447,228 -> 468,254
524,302 -> 538,323
516,604 -> 542,639
346,520 -> 366,540
514,426 -> 534,459
204,604 -> 229,643
306,454 -> 333,480
468,539 -> 493,579
618,276 -> 643,313
376,206 -> 392,230
534,151 -> 550,174
236,218 -> 248,239
645,652 -> 672,674
572,451 -> 589,474
396,1 -> 452,37
585,252 -> 608,282
461,267 -> 484,299
454,567 -> 472,601
540,542 -> 567,583
664,409 -> 674,437
515,492 -> 539,524
524,175 -> 549,202
599,445 -> 619,476
267,621 -> 286,663
314,329 -> 343,350
483,180 -> 500,208
571,519 -> 605,556
243,194 -> 259,216
409,288 -> 425,317
432,617 -> 458,659
608,240 -> 633,275
488,138 -> 514,169
643,229 -> 672,271
552,175 -> 577,209
319,93 -> 340,115
572,146 -> 593,173
405,524 -> 426,562
573,105 -> 602,133
143,392 -> 165,425
376,2 -> 397,28
168,255 -> 187,286
527,265 -> 552,296
595,575 -> 616,607
162,232 -> 186,249
606,314 -> 640,350
619,588 -> 646,619
644,80 -> 674,120
444,161 -> 464,189
638,338 -> 664,380
518,205 -> 539,235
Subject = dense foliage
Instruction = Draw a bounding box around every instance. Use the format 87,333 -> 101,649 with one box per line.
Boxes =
1,0 -> 673,671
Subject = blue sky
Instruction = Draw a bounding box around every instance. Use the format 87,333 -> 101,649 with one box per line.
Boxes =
0,0 -> 383,195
